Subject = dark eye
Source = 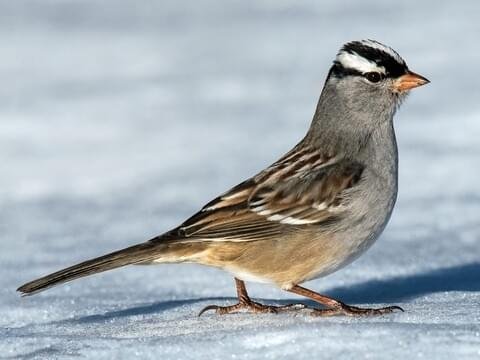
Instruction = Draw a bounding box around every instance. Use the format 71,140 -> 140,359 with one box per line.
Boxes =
364,72 -> 382,83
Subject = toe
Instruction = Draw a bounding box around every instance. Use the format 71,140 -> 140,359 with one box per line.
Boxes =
341,304 -> 404,316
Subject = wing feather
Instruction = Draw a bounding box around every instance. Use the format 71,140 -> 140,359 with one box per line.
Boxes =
168,148 -> 364,243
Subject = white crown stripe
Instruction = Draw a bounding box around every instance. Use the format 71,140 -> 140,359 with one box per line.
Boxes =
336,40 -> 406,74
359,39 -> 406,66
337,52 -> 386,74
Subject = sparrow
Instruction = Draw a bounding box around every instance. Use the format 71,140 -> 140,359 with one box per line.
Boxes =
18,40 -> 429,317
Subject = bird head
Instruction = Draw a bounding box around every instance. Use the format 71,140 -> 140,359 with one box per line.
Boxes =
327,40 -> 429,111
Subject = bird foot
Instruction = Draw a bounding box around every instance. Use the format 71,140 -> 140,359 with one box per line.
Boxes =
198,300 -> 306,316
311,304 -> 404,317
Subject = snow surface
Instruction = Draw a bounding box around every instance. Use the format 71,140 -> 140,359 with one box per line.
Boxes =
2,1 -> 480,359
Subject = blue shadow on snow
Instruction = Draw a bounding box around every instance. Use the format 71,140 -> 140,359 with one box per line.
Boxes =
69,261 -> 480,323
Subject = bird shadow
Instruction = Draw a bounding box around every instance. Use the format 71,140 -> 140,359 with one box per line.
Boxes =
70,297 -> 228,324
324,261 -> 480,304
68,262 -> 480,324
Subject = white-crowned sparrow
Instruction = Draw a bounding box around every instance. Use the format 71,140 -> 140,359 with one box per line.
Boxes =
18,40 -> 429,317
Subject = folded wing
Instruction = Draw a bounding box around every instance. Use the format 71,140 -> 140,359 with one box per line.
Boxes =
158,148 -> 364,243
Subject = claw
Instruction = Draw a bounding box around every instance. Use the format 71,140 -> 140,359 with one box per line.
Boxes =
198,305 -> 222,317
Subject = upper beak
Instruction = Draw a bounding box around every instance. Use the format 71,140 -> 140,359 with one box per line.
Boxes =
393,71 -> 430,92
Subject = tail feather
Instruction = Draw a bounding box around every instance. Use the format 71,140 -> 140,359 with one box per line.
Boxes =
17,241 -> 164,296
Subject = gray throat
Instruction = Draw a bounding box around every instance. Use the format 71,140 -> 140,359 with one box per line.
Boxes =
304,79 -> 399,162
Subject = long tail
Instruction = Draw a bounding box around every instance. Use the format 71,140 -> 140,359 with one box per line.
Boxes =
17,241 -> 168,296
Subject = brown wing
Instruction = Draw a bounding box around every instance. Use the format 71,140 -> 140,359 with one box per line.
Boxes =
163,149 -> 364,243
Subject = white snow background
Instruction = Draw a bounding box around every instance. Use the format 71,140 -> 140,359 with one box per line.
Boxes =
1,1 -> 480,359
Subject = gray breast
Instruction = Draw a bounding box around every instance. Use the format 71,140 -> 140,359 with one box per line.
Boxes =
324,122 -> 399,273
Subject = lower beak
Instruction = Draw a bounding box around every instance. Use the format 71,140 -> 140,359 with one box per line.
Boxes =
393,71 -> 430,92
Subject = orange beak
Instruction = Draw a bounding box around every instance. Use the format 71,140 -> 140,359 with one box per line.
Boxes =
393,71 -> 430,92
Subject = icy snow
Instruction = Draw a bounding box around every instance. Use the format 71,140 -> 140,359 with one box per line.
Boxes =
1,1 -> 480,359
